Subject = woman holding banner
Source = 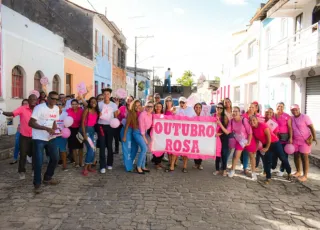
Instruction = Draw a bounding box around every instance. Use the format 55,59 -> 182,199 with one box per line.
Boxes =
153,102 -> 165,169
217,106 -> 257,181
81,97 -> 99,176
192,103 -> 205,170
213,102 -> 229,176
163,96 -> 176,167
121,99 -> 141,172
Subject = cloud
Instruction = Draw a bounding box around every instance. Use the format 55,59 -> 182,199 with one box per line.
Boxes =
173,8 -> 185,15
222,0 -> 248,5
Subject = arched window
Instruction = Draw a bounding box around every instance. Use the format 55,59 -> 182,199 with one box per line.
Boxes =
34,71 -> 43,92
52,75 -> 60,93
12,66 -> 24,98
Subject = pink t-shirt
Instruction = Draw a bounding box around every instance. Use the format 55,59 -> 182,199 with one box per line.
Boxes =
164,110 -> 174,115
291,114 -> 312,141
265,118 -> 279,135
86,112 -> 98,127
275,112 -> 291,134
67,108 -> 83,128
12,105 -> 33,137
118,106 -> 127,122
227,117 -> 252,139
252,122 -> 278,145
138,111 -> 152,134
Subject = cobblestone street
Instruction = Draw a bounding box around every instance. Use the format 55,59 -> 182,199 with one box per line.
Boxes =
0,153 -> 320,230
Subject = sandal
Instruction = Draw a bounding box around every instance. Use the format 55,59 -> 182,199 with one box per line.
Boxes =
165,167 -> 174,172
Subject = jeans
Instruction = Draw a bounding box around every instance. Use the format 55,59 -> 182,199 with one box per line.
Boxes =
98,124 -> 114,169
164,78 -> 171,93
264,141 -> 291,179
114,124 -> 122,153
221,134 -> 230,170
132,129 -> 148,168
238,150 -> 249,169
256,151 -> 263,168
19,135 -> 33,173
13,131 -> 20,160
33,139 -> 59,186
120,127 -> 138,171
84,126 -> 96,164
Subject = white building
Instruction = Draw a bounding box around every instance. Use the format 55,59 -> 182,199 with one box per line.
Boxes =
252,0 -> 320,132
0,5 -> 64,133
220,21 -> 261,110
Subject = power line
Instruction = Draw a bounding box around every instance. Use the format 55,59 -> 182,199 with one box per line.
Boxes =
86,0 -> 98,12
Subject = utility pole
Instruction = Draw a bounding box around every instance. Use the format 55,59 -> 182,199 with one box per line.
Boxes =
133,35 -> 154,98
152,66 -> 163,95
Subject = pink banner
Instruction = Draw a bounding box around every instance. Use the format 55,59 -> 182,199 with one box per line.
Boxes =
151,115 -> 218,160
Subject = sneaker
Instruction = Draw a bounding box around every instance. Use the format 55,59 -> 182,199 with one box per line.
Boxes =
100,168 -> 106,174
19,172 -> 26,180
62,168 -> 68,172
43,178 -> 60,185
34,186 -> 43,194
271,169 -> 278,173
228,170 -> 235,178
107,166 -> 113,170
212,171 -> 219,176
198,165 -> 204,170
27,156 -> 32,164
277,171 -> 284,177
251,172 -> 257,181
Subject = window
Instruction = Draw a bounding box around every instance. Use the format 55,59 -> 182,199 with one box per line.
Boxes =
234,86 -> 240,103
66,73 -> 72,96
52,75 -> 60,93
234,51 -> 241,67
281,18 -> 288,39
266,28 -> 271,48
295,14 -> 303,34
12,66 -> 24,98
113,44 -> 117,65
118,48 -> 121,67
248,40 -> 256,59
102,35 -> 105,56
95,81 -> 98,97
34,71 -> 43,92
101,82 -> 105,91
95,29 -> 98,53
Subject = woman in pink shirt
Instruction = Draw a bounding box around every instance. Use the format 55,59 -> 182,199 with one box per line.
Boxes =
121,99 -> 141,172
273,102 -> 293,177
153,102 -> 164,169
249,115 -> 292,184
217,106 -> 257,180
163,96 -> 176,167
67,99 -> 84,168
290,104 -> 317,182
132,101 -> 153,174
81,97 -> 99,176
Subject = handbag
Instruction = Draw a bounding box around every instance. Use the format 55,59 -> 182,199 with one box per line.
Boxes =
76,132 -> 84,143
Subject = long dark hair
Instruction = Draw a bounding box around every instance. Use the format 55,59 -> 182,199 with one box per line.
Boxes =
87,97 -> 99,115
154,102 -> 163,114
217,102 -> 228,127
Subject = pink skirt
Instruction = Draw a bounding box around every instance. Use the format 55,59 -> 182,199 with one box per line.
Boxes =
235,137 -> 256,153
293,138 -> 311,154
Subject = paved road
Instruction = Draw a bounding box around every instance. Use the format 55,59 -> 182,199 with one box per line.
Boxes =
0,153 -> 320,230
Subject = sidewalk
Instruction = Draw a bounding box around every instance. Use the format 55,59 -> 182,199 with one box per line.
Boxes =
0,135 -> 15,160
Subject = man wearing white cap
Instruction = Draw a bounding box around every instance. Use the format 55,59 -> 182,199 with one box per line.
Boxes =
290,104 -> 317,182
175,97 -> 196,117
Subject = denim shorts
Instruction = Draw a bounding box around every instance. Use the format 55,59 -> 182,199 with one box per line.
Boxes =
55,137 -> 67,152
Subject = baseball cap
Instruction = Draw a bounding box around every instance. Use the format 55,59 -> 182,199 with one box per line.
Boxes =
179,97 -> 187,103
290,104 -> 300,110
252,101 -> 259,105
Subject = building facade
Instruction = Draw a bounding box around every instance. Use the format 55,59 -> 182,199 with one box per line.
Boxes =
126,67 -> 151,99
112,22 -> 127,93
1,5 -> 64,132
252,0 -> 320,132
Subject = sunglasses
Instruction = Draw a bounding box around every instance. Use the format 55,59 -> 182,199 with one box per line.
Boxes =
166,100 -> 172,102
50,97 -> 59,101
146,105 -> 153,108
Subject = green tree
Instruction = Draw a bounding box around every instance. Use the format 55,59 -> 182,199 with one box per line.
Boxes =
214,76 -> 220,82
176,70 -> 194,86
138,81 -> 145,91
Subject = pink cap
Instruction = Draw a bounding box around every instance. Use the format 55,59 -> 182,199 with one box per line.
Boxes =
290,104 -> 300,110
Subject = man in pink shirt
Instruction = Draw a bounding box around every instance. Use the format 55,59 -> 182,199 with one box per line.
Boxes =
290,104 -> 317,182
2,94 -> 38,179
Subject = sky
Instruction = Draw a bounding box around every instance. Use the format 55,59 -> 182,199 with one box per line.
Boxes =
69,0 -> 267,83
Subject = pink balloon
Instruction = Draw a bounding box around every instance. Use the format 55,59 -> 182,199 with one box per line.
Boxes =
115,88 -> 127,99
284,144 -> 295,155
110,118 -> 120,128
64,116 -> 74,128
61,128 -> 71,138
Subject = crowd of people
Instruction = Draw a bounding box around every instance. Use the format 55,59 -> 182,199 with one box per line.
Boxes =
1,88 -> 318,193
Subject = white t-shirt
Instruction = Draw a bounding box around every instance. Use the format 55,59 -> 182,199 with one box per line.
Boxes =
165,70 -> 172,80
98,101 -> 118,125
57,111 -> 68,130
31,103 -> 59,141
175,106 -> 196,117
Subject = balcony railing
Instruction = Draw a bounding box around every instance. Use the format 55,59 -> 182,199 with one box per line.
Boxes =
267,23 -> 319,71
